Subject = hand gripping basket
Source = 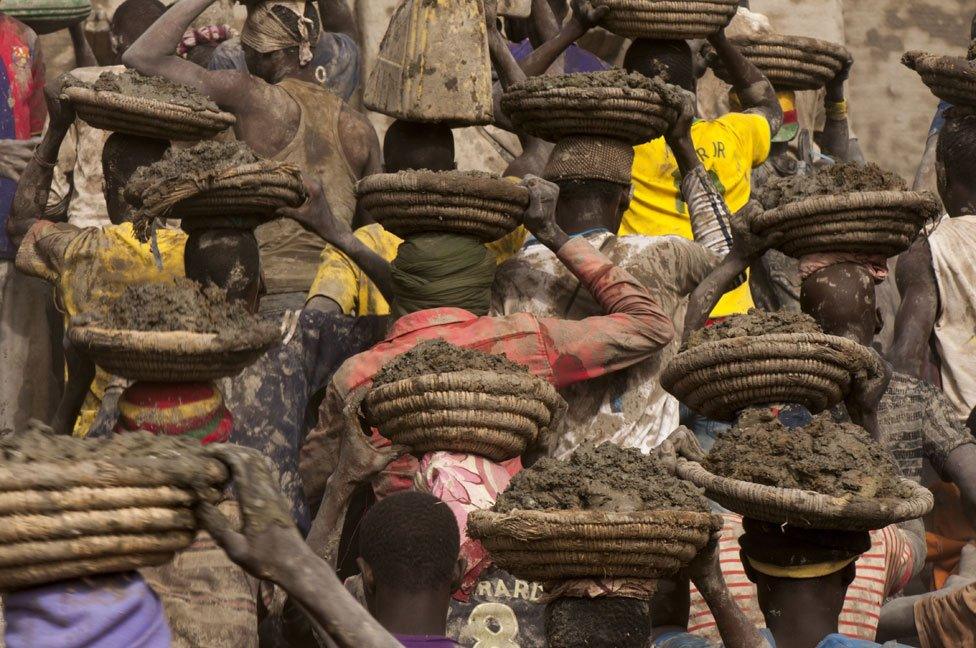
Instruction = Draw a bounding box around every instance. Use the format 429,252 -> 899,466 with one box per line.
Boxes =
63,85 -> 236,141
366,370 -> 563,462
68,326 -> 280,383
903,51 -> 976,110
0,432 -> 227,591
661,332 -> 883,422
676,459 -> 933,531
501,72 -> 680,145
594,0 -> 739,40
2,0 -> 91,34
357,171 -> 530,243
706,34 -> 850,91
752,191 -> 939,259
467,509 -> 723,582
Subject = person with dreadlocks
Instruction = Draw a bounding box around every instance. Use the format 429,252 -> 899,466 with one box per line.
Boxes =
123,0 -> 382,315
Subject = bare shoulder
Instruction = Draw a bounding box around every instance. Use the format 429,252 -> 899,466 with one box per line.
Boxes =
338,105 -> 380,177
895,236 -> 935,292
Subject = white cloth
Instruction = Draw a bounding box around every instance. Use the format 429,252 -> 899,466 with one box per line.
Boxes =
928,215 -> 976,420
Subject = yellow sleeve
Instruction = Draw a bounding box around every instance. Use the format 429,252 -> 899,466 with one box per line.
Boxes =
306,224 -> 402,315
720,112 -> 772,168
486,226 -> 527,265
14,221 -> 80,283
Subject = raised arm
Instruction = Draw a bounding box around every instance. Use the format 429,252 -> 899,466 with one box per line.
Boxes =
316,0 -> 360,44
708,28 -> 782,134
517,0 -> 608,78
888,238 -> 938,378
816,55 -> 853,162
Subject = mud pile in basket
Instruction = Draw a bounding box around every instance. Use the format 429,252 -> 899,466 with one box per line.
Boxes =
757,162 -> 906,211
684,309 -> 820,350
366,339 -> 561,462
0,427 -> 227,591
74,70 -> 220,113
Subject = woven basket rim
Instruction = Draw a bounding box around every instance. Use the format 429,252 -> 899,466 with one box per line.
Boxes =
358,171 -> 529,203
729,33 -> 850,61
63,85 -> 235,123
469,508 -> 720,526
756,190 -> 936,229
68,325 -> 280,355
671,331 -> 877,365
675,459 -> 933,530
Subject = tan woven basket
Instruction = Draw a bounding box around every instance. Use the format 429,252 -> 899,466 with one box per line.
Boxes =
706,34 -> 850,91
63,86 -> 236,141
366,370 -> 563,462
501,80 -> 679,144
676,459 -> 933,531
753,191 -> 938,258
595,0 -> 738,40
357,171 -> 529,243
903,51 -> 976,110
468,509 -> 722,581
68,326 -> 280,383
662,332 -> 882,421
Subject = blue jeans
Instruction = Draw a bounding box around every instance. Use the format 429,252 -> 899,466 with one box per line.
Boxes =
679,403 -> 730,452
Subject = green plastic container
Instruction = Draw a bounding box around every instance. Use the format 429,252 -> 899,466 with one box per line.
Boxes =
2,0 -> 92,34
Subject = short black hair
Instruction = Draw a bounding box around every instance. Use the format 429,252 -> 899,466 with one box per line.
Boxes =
937,111 -> 976,182
270,2 -> 322,52
183,230 -> 261,303
359,491 -> 460,591
102,133 -> 169,222
545,597 -> 651,648
624,38 -> 695,93
383,120 -> 456,173
110,0 -> 166,46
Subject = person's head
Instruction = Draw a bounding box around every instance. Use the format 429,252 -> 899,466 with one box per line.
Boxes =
544,136 -> 632,232
936,110 -> 976,217
800,262 -> 880,346
110,0 -> 166,64
240,0 -> 322,84
186,42 -> 221,68
545,597 -> 651,648
624,39 -> 696,94
383,120 -> 456,173
554,179 -> 631,233
101,133 -> 170,224
357,492 -> 462,632
183,230 -> 263,313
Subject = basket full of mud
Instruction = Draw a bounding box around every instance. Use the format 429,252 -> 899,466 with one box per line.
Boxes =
0,428 -> 228,591
903,51 -> 976,110
676,410 -> 933,530
593,0 -> 738,39
468,444 -> 721,583
62,70 -> 236,141
365,340 -> 563,462
753,163 -> 939,259
501,71 -> 681,144
704,33 -> 850,91
357,171 -> 529,243
662,311 -> 883,421
68,279 -> 280,382
126,141 -> 306,239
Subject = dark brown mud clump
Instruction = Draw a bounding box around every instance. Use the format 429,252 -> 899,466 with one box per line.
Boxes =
758,162 -> 907,210
0,427 -> 211,465
685,309 -> 821,349
510,69 -> 682,105
494,443 -> 708,513
129,140 -> 260,192
372,339 -> 529,386
72,70 -> 221,113
705,409 -> 910,498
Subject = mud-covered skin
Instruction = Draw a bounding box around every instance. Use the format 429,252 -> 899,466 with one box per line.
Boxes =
372,338 -> 530,387
494,442 -> 707,513
685,309 -> 821,350
757,162 -> 906,210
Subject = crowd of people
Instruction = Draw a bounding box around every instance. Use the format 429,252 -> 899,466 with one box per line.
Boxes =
0,0 -> 975,646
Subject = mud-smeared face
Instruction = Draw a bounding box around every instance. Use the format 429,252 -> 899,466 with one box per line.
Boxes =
800,262 -> 877,346
242,43 -> 293,84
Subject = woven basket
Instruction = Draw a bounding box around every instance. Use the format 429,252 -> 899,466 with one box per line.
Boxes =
357,171 -> 530,242
594,0 -> 738,40
661,332 -> 882,421
753,191 -> 938,258
706,34 -> 849,91
468,509 -> 722,581
366,370 -> 563,462
903,51 -> 976,110
676,460 -> 933,531
127,161 -> 306,226
3,0 -> 91,34
68,326 -> 280,383
63,86 -> 236,141
501,81 -> 679,144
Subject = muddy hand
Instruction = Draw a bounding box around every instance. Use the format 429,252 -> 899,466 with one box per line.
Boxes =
686,531 -> 722,586
0,137 -> 41,182
278,173 -> 352,246
846,349 -> 891,416
44,73 -> 78,132
665,88 -> 697,143
730,201 -> 784,260
338,386 -> 407,484
570,0 -> 609,28
520,175 -> 563,246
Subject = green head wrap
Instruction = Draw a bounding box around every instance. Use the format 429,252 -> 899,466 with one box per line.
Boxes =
390,233 -> 496,319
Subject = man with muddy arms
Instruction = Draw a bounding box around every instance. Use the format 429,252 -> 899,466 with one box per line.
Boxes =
123,0 -> 381,312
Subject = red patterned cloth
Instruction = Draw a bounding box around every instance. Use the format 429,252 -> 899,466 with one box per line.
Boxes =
115,381 -> 232,445
177,25 -> 235,57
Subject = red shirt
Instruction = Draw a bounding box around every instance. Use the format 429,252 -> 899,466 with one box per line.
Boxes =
299,236 -> 676,501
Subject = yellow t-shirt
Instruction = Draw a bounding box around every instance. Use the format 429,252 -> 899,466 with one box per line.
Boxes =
16,221 -> 186,436
307,223 -> 527,316
621,112 -> 771,317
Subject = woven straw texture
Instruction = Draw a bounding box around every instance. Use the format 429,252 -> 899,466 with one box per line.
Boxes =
127,161 -> 306,227
3,0 -> 90,34
661,332 -> 882,421
358,171 -> 529,242
501,83 -> 678,144
468,509 -> 722,581
366,370 -> 563,462
753,191 -> 938,258
706,34 -> 849,91
63,86 -> 236,141
903,51 -> 976,109
676,459 -> 933,531
595,0 -> 738,39
68,326 -> 280,383
544,136 -> 635,185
